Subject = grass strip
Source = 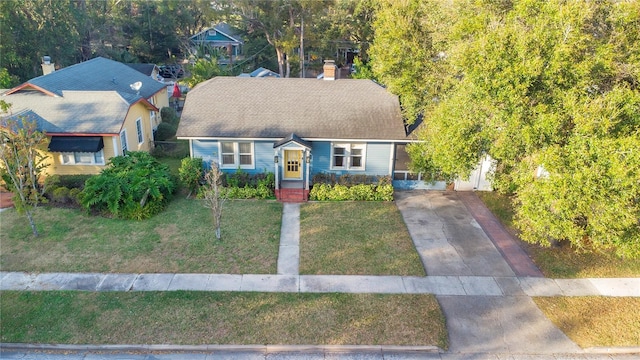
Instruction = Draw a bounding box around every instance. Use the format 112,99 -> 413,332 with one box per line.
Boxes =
0,291 -> 447,348
0,198 -> 282,274
533,297 -> 640,348
299,202 -> 425,276
477,192 -> 640,278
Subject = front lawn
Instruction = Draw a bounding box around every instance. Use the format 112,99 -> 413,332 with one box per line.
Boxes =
477,192 -> 640,278
0,198 -> 282,274
299,202 -> 426,276
0,291 -> 448,348
534,297 -> 640,348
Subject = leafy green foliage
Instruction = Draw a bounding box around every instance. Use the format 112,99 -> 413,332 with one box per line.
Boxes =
154,123 -> 177,141
198,171 -> 275,200
185,57 -> 226,88
160,107 -> 180,127
0,116 -> 49,236
310,183 -> 393,201
80,152 -> 175,220
178,157 -> 203,197
368,0 -> 640,258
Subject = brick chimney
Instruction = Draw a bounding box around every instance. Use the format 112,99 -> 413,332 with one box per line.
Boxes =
323,60 -> 337,80
41,56 -> 55,75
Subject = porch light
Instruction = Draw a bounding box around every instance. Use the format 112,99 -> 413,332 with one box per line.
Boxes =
306,154 -> 312,163
274,155 -> 279,163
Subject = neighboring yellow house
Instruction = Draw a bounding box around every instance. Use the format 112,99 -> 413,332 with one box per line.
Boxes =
1,57 -> 169,175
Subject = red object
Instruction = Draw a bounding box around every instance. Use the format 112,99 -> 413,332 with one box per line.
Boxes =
172,83 -> 182,98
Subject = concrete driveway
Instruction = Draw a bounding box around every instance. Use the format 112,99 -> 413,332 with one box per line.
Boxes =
394,190 -> 581,354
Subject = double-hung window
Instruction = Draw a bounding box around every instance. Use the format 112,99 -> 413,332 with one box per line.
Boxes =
220,141 -> 254,169
120,130 -> 128,154
60,150 -> 105,165
331,143 -> 366,170
136,118 -> 144,144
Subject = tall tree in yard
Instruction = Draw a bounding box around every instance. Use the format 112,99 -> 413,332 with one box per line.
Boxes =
0,103 -> 49,236
202,163 -> 227,240
368,0 -> 640,258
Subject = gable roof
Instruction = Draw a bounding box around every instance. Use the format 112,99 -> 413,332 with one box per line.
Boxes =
2,90 -> 134,134
126,63 -> 159,77
4,57 -> 166,101
177,77 -> 408,141
190,23 -> 243,45
1,57 -> 164,135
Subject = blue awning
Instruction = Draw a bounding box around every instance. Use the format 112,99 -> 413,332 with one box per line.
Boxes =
48,136 -> 104,153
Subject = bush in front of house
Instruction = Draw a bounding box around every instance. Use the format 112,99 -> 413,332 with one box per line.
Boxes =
196,170 -> 275,200
44,174 -> 93,207
179,157 -> 203,196
80,152 -> 175,220
309,174 -> 393,201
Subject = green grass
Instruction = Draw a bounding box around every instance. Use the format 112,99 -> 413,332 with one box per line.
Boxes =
477,192 -> 640,278
299,202 -> 425,276
0,198 -> 282,274
0,291 -> 448,348
534,297 -> 640,348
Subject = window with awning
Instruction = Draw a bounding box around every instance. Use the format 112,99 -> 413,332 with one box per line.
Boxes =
49,136 -> 106,166
48,136 -> 104,153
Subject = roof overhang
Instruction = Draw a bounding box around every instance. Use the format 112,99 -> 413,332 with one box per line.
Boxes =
48,136 -> 104,152
274,133 -> 312,149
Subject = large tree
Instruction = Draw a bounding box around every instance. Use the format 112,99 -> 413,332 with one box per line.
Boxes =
368,0 -> 640,258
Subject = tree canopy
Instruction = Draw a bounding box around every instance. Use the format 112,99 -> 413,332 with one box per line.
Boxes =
368,0 -> 640,258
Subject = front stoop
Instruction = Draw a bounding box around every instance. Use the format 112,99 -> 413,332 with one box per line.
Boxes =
275,188 -> 309,202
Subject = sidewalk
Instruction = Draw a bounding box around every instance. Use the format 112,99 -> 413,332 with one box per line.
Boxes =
2,271 -> 639,296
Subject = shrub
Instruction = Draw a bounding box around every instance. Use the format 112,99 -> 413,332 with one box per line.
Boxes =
51,186 -> 70,203
309,183 -> 394,201
81,152 -> 175,219
179,157 -> 203,196
160,107 -> 180,127
68,188 -> 82,205
155,122 -> 177,141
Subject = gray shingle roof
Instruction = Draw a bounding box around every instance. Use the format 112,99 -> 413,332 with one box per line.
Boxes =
3,91 -> 130,134
177,77 -> 408,141
13,57 -> 165,101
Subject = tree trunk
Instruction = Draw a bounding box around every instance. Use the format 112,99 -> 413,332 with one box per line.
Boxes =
26,210 -> 39,237
276,47 -> 285,77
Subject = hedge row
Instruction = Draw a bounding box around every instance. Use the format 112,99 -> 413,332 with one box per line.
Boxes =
309,183 -> 393,201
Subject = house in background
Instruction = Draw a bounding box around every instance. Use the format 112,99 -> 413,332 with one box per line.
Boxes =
237,67 -> 281,78
1,57 -> 169,175
126,63 -> 162,81
177,61 -> 442,202
190,23 -> 244,65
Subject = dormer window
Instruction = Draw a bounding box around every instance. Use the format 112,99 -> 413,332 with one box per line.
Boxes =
208,29 -> 217,37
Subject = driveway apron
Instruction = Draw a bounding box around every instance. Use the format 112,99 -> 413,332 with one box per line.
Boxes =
394,190 -> 581,354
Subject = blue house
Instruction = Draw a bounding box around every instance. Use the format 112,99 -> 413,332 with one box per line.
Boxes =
176,61 -> 432,201
190,23 -> 243,65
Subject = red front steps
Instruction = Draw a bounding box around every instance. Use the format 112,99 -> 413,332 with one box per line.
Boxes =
275,188 -> 309,202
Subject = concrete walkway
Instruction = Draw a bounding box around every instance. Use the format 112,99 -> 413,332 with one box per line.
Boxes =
2,271 -> 638,296
277,203 -> 300,275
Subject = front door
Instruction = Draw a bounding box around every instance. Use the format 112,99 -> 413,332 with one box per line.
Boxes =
284,150 -> 302,179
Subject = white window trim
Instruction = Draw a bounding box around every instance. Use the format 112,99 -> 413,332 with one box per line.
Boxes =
330,143 -> 366,171
218,141 -> 255,169
60,149 -> 105,166
136,118 -> 144,145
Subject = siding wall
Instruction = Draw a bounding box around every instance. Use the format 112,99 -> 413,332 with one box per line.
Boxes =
191,139 -> 274,175
191,139 -> 395,177
46,135 -> 116,175
310,141 -> 393,177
